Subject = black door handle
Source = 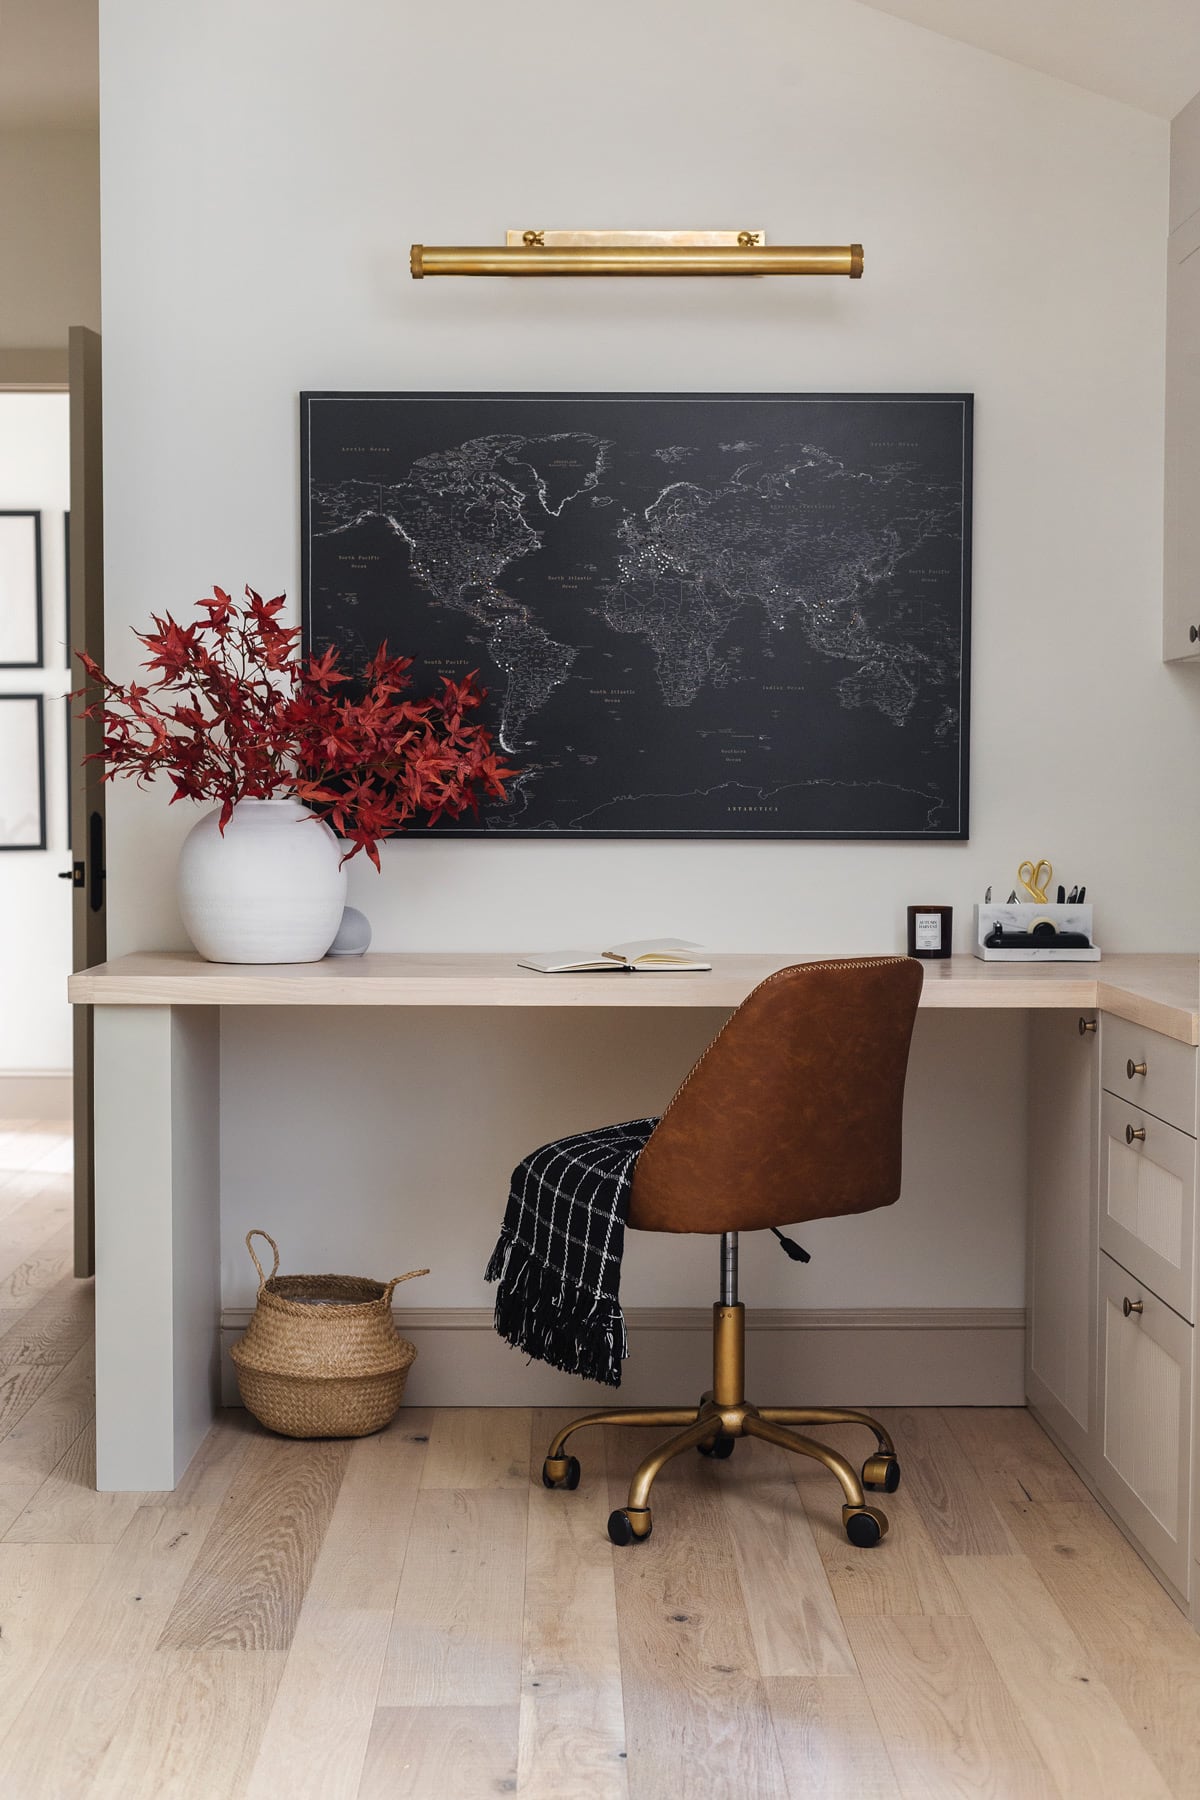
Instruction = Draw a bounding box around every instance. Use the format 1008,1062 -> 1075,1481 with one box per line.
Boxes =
59,863 -> 85,887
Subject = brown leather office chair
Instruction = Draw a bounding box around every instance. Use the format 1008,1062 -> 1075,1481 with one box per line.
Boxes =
540,955 -> 924,1547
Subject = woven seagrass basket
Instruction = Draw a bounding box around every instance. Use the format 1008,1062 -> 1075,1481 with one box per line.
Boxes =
230,1230 -> 429,1439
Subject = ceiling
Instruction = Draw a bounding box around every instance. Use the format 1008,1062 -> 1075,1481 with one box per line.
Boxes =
854,0 -> 1200,118
0,0 -> 1196,128
0,0 -> 97,128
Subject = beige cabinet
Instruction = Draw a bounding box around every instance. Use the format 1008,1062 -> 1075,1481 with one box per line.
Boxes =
1164,212 -> 1200,662
1098,1249 -> 1192,1596
1028,1011 -> 1198,1614
1026,1011 -> 1099,1468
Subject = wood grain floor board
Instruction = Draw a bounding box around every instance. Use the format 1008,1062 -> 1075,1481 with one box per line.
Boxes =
765,1675 -> 902,1799
88,1646 -> 287,1800
872,1407 -> 1017,1556
846,1613 -> 1057,1798
0,1343 -> 95,1533
377,1484 -> 529,1707
518,1410 -> 628,1800
0,1503 -> 222,1797
0,1224 -> 76,1311
303,1409 -> 432,1609
946,1552 -> 1176,1798
359,1705 -> 520,1800
943,1406 -> 1091,1504
419,1404 -> 533,1489
158,1432 -> 351,1652
244,1414 -> 433,1800
606,1424 -> 790,1800
0,1353 -> 84,1450
0,1186 -> 71,1255
718,1447 -> 858,1677
0,1541 -> 113,1741
248,1609 -> 394,1800
0,1308 -> 91,1370
0,1273 -> 93,1367
1003,1495 -> 1200,1796
3,1417 -> 153,1543
777,1425 -> 967,1619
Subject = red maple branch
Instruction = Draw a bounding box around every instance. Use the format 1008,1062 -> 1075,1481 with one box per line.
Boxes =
75,585 -> 513,866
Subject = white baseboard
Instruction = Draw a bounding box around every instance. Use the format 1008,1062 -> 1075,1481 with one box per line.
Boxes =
0,1071 -> 72,1121
219,1304 -> 1026,1409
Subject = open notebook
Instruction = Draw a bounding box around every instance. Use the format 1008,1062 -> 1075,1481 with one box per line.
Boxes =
518,937 -> 712,974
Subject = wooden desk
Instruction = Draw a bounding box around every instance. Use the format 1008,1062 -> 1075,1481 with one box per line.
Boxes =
69,951 -> 1200,1492
69,949 -> 1200,1037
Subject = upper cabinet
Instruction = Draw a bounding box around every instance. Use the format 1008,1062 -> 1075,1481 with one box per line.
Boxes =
1165,92 -> 1200,664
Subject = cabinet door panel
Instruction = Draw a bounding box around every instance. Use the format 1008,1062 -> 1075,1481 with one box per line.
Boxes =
1100,1092 -> 1196,1322
1099,1251 -> 1192,1595
1026,1011 -> 1099,1467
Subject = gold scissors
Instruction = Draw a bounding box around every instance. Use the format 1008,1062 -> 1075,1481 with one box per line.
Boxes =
1017,857 -> 1053,904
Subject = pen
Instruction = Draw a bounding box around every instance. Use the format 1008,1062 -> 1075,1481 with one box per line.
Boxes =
984,886 -> 992,904
1067,886 -> 1078,904
1057,885 -> 1065,904
1077,886 -> 1085,902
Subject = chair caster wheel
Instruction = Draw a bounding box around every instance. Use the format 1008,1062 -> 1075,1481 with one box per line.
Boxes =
842,1504 -> 888,1548
541,1455 -> 581,1490
862,1452 -> 900,1494
698,1434 -> 735,1459
607,1508 -> 652,1546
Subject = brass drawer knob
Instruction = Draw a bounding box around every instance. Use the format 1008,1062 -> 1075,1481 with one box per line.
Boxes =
1125,1123 -> 1146,1145
1127,1059 -> 1147,1078
1078,1017 -> 1097,1036
1123,1296 -> 1144,1317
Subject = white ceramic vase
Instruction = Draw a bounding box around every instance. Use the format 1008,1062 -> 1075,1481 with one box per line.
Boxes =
177,797 -> 348,964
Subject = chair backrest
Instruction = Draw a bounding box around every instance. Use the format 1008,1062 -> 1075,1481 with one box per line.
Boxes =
627,956 -> 924,1234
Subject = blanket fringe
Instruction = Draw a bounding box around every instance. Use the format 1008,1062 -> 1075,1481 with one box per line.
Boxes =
486,1232 -> 627,1388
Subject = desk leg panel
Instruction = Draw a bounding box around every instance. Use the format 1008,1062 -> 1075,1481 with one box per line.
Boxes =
93,1005 -> 221,1491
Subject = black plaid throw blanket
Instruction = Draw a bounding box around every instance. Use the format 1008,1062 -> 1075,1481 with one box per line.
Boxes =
485,1117 -> 659,1388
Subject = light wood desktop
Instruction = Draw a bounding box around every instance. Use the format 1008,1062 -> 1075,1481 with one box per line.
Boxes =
69,948 -> 1200,1036
69,950 -> 1200,1624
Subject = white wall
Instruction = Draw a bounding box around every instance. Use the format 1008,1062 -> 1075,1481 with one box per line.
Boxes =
0,128 -> 100,349
0,394 -> 73,1072
96,1 -> 1194,1321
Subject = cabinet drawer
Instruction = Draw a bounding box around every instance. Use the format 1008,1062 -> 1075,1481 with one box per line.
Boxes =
1099,1093 -> 1196,1322
1098,1250 -> 1192,1595
1101,1014 -> 1197,1137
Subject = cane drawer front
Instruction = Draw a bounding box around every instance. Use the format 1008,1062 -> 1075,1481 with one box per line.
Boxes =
1099,1093 -> 1196,1323
1102,1015 -> 1197,1137
1098,1250 -> 1192,1596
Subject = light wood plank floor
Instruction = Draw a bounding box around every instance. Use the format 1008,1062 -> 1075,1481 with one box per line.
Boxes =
2,1120 -> 1200,1798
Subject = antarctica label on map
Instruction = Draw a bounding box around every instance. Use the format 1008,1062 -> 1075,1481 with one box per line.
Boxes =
301,392 -> 972,838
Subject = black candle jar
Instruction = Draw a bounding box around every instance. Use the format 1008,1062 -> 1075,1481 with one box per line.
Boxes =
907,904 -> 953,960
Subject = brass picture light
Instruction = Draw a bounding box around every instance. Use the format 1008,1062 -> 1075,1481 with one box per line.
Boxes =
410,229 -> 864,279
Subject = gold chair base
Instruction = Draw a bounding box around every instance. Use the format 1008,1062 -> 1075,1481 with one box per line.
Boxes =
542,1303 -> 898,1548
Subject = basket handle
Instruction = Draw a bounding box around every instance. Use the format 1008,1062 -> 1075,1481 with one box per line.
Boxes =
382,1268 -> 430,1305
246,1229 -> 281,1291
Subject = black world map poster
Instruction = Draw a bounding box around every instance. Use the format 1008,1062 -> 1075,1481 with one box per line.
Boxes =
300,392 -> 972,838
